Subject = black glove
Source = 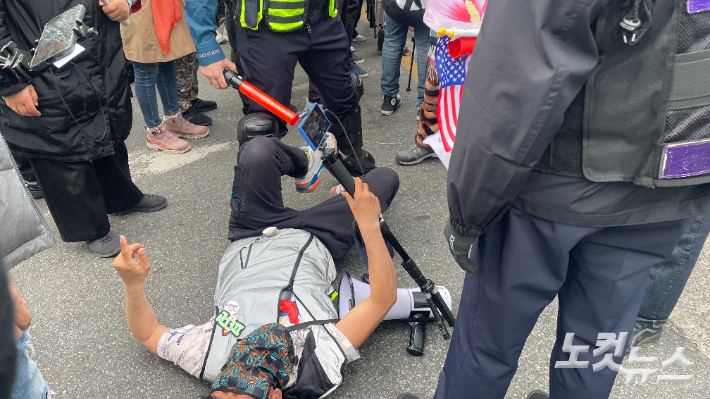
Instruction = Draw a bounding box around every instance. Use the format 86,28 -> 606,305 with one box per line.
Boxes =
444,222 -> 479,273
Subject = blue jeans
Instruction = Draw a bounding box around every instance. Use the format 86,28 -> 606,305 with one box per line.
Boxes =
133,61 -> 180,128
12,331 -> 52,399
637,214 -> 710,323
380,16 -> 430,108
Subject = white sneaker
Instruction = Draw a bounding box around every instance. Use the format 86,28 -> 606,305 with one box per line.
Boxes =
352,34 -> 366,42
294,133 -> 337,193
295,146 -> 324,193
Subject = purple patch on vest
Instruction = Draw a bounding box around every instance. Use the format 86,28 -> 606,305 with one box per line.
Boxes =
688,0 -> 710,14
660,140 -> 710,179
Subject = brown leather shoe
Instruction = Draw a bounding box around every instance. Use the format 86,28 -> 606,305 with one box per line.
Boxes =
163,113 -> 209,139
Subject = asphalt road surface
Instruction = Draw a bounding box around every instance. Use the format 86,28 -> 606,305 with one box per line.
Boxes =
8,28 -> 710,399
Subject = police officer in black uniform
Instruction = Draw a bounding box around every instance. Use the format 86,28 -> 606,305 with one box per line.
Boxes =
185,0 -> 375,176
429,0 -> 710,398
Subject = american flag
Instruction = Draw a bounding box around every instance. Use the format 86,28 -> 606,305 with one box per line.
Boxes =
436,36 -> 470,152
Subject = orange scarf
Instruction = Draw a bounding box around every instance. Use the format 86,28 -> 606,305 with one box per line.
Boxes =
152,0 -> 182,55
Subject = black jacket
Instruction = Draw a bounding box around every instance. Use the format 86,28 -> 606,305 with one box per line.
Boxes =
447,0 -> 608,238
0,0 -> 132,162
448,0 -> 710,241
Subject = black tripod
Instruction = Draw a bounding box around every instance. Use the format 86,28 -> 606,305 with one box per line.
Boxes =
320,146 -> 456,339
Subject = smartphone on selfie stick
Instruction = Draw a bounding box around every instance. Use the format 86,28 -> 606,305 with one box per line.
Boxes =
298,102 -> 331,151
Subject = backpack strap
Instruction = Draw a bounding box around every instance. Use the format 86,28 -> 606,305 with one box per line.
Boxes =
286,319 -> 341,331
199,306 -> 221,380
287,234 -> 315,287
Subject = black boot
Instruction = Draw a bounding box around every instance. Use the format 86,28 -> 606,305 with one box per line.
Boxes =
328,104 -> 376,176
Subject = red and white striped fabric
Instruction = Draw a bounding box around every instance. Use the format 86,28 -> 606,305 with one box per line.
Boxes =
438,84 -> 464,152
435,36 -> 471,152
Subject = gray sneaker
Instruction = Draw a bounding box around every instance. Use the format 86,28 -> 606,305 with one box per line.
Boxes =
627,321 -> 664,351
111,194 -> 167,216
395,145 -> 438,165
86,231 -> 121,258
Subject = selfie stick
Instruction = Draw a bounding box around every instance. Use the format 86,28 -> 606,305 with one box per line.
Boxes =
223,70 -> 456,340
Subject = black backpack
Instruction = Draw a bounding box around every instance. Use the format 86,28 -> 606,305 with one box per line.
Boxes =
382,0 -> 425,27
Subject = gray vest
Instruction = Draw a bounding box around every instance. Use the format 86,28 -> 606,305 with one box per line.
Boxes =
0,134 -> 54,270
537,0 -> 710,187
200,228 -> 339,382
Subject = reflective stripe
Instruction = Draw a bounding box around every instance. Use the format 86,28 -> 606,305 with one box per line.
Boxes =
328,0 -> 337,17
268,1 -> 305,8
268,14 -> 304,22
268,8 -> 304,16
269,21 -> 304,30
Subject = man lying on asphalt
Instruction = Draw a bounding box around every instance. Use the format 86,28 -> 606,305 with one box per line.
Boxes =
113,134 -> 401,399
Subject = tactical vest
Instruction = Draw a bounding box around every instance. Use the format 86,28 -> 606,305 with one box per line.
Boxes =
200,229 -> 340,382
536,0 -> 710,188
239,0 -> 337,32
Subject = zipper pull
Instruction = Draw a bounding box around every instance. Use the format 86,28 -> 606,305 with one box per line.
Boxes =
306,23 -> 311,34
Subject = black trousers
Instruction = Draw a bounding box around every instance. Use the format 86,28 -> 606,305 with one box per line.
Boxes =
434,208 -> 692,399
234,16 -> 355,137
228,137 -> 399,261
28,142 -> 144,242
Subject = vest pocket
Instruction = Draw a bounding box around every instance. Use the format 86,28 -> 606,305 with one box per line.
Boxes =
240,0 -> 264,30
658,45 -> 710,179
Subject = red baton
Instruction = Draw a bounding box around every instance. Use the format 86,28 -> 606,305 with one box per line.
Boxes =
224,68 -> 299,126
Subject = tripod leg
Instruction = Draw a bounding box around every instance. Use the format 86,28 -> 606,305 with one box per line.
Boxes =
431,286 -> 456,327
426,296 -> 451,340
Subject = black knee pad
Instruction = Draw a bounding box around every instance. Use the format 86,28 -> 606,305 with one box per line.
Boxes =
237,112 -> 279,145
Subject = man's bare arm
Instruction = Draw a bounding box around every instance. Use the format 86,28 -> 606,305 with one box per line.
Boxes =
336,179 -> 397,349
113,236 -> 169,354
